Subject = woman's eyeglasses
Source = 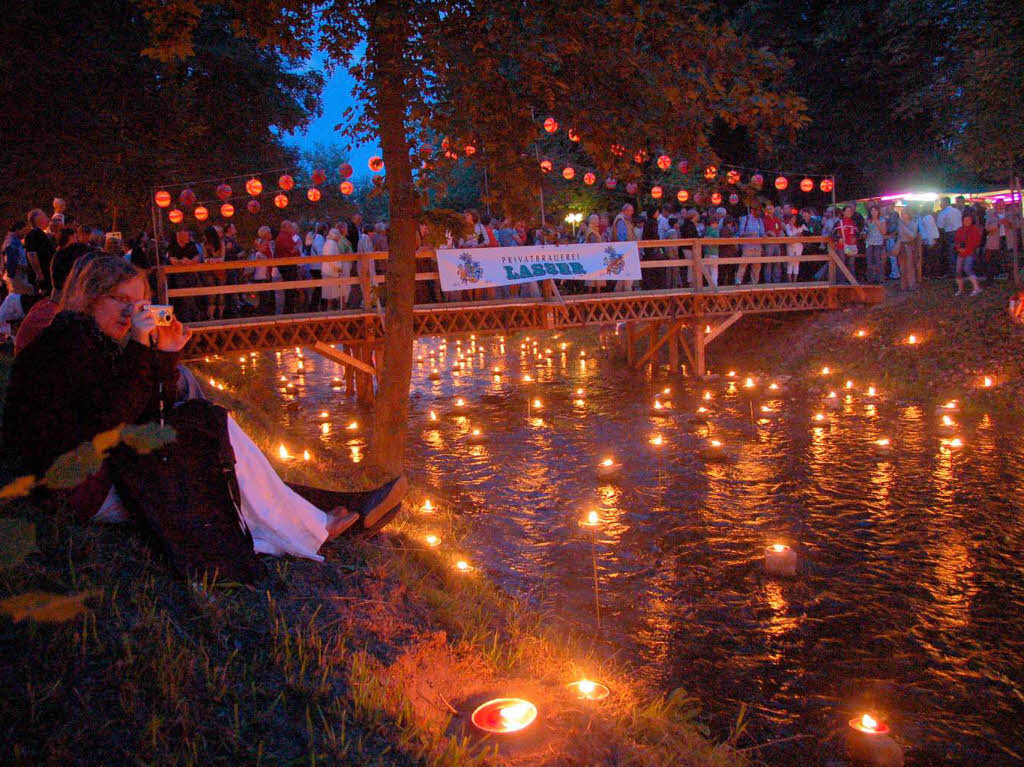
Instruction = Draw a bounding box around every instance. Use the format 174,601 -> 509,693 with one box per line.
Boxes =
102,293 -> 138,312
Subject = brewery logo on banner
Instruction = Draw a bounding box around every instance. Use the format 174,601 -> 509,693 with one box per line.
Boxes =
435,242 -> 642,293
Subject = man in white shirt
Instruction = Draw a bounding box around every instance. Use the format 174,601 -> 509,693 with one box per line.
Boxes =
935,197 -> 963,276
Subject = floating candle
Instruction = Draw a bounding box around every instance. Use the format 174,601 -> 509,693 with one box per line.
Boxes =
873,438 -> 892,456
743,377 -> 755,389
764,543 -> 797,576
468,427 -> 486,443
471,698 -> 537,734
821,366 -> 831,375
767,382 -> 780,392
319,411 -> 329,419
278,444 -> 290,459
428,368 -> 441,380
907,334 -> 918,344
650,435 -> 664,446
849,714 -> 890,736
580,510 -> 601,528
704,390 -> 713,400
812,412 -> 830,425
454,397 -> 466,408
425,534 -> 440,547
845,380 -> 854,390
855,329 -> 867,338
421,499 -> 435,513
455,559 -> 472,572
569,679 -> 611,701
597,458 -> 622,480
866,386 -> 877,397
321,423 -> 330,435
346,421 -> 359,431
302,450 -> 311,461
824,391 -> 840,409
982,376 -> 993,388
727,370 -> 737,377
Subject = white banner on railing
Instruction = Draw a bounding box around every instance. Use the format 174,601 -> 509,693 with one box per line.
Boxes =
435,242 -> 642,292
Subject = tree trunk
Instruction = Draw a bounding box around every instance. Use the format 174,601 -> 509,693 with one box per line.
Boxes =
368,4 -> 420,475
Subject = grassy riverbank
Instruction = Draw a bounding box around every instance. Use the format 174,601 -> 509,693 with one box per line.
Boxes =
710,279 -> 1024,410
0,357 -> 744,765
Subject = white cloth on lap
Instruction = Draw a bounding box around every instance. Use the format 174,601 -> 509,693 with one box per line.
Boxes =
93,415 -> 329,561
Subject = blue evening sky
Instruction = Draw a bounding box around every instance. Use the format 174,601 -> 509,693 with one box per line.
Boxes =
284,54 -> 380,179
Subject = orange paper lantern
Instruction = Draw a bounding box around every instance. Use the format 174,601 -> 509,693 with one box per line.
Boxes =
568,128 -> 580,142
651,185 -> 663,199
220,203 -> 235,218
704,165 -> 718,180
247,199 -> 261,214
583,172 -> 596,185
820,178 -> 834,193
543,117 -> 559,133
194,205 -> 209,221
312,168 -> 327,186
368,156 -> 384,172
540,159 -> 553,173
634,150 -> 647,164
775,176 -> 788,190
278,174 -> 294,191
464,144 -> 476,156
339,181 -> 354,195
245,178 -> 263,196
154,190 -> 171,208
274,193 -> 288,208
168,209 -> 183,224
216,183 -> 232,201
307,187 -> 321,202
562,166 -> 575,180
800,178 -> 814,192
726,170 -> 741,185
656,154 -> 672,171
710,192 -> 722,205
677,189 -> 689,203
610,144 -> 625,156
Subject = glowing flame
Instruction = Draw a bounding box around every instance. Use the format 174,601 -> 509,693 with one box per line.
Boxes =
856,329 -> 867,337
302,450 -> 311,461
425,535 -> 440,547
653,400 -> 664,410
861,714 -> 878,730
907,334 -> 917,344
582,510 -> 600,527
941,415 -> 954,427
826,391 -> 837,398
522,374 -> 533,383
845,380 -> 853,389
821,366 -> 831,375
662,387 -> 671,395
532,398 -> 542,408
499,701 -> 534,729
278,444 -> 289,459
321,423 -> 330,435
760,405 -> 772,413
455,398 -> 465,407
320,411 -> 329,418
429,410 -> 438,421
982,376 -> 993,387
650,435 -> 664,446
704,391 -> 713,400
578,679 -> 596,695
576,388 -> 584,396
942,400 -> 957,409
696,406 -> 708,414
239,356 -> 246,363
421,499 -> 434,513
813,413 -> 826,422
455,560 -> 471,571
710,439 -> 722,448
768,383 -> 779,391
727,370 -> 736,377
601,458 -> 614,467
471,428 -> 482,436
947,438 -> 963,448
867,386 -> 877,397
744,377 -> 755,388
875,438 -> 890,446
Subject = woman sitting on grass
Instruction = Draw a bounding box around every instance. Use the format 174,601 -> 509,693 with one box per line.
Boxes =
4,256 -> 406,574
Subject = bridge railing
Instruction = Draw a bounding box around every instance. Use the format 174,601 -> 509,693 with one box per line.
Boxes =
153,235 -> 854,315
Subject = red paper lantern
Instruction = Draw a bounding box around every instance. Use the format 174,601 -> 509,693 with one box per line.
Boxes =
634,150 -> 647,164
168,209 -> 183,224
726,170 -> 741,185
194,205 -> 209,221
677,160 -> 689,174
543,117 -> 559,133
220,203 -> 235,218
540,159 -> 553,173
179,188 -> 196,206
247,199 -> 261,214
729,193 -> 740,205
311,168 -> 327,186
339,163 -> 354,179
656,154 -> 672,171
339,181 -> 354,196
274,193 -> 288,209
246,178 -> 263,196
800,178 -> 814,192
368,156 -> 384,172
604,178 -> 617,189
775,176 -> 788,190
154,190 -> 171,208
307,187 -> 321,202
626,182 -> 638,195
278,174 -> 294,191
464,144 -> 476,156
568,128 -> 580,142
583,172 -> 596,186
751,173 -> 764,189
562,166 -> 575,180
710,192 -> 722,206
651,185 -> 663,199
216,183 -> 232,201
820,178 -> 834,193
677,189 -> 689,203
704,165 -> 717,180
611,144 -> 625,156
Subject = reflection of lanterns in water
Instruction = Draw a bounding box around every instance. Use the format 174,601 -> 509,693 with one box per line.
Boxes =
569,679 -> 610,701
471,698 -> 537,734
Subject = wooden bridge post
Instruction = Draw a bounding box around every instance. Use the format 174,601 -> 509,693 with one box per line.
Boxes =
695,325 -> 706,378
345,345 -> 355,395
357,252 -> 373,309
827,241 -> 837,285
692,242 -> 703,292
625,322 -> 636,366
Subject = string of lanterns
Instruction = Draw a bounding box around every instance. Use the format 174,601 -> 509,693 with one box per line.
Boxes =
154,156 -> 387,223
533,116 -> 836,202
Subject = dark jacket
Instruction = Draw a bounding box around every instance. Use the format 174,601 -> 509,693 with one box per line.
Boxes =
4,311 -> 179,480
23,227 -> 55,295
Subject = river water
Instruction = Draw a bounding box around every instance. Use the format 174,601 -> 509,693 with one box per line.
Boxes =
206,332 -> 1024,765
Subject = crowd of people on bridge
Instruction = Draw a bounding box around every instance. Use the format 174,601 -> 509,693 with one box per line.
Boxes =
3,194 -> 1021,338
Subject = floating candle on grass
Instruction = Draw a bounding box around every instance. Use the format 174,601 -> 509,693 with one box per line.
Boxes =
569,679 -> 610,701
471,698 -> 537,734
764,543 -> 797,576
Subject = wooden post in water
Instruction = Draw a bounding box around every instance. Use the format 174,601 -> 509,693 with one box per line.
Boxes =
625,322 -> 636,367
648,321 -> 659,376
694,324 -> 706,378
668,325 -> 680,373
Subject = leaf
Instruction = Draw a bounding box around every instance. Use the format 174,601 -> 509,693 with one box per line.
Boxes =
42,442 -> 103,490
0,519 -> 37,569
120,423 -> 177,455
0,590 -> 101,623
91,425 -> 124,455
0,474 -> 37,501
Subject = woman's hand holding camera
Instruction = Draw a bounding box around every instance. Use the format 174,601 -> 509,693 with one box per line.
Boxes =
130,306 -> 192,352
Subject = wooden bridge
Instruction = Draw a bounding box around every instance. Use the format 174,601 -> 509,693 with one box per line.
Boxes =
159,235 -> 881,396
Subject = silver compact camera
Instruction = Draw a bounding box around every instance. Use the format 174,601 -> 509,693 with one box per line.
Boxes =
144,304 -> 175,326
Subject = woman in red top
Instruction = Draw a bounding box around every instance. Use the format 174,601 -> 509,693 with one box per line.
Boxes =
832,205 -> 859,283
953,213 -> 982,296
